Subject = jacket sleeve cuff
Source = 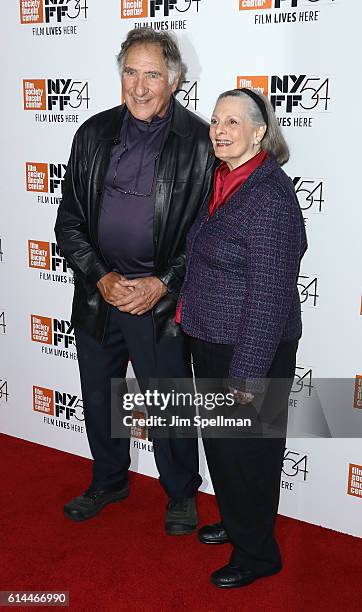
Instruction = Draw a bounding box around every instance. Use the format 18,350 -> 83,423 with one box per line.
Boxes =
228,375 -> 266,395
86,261 -> 111,287
155,269 -> 181,296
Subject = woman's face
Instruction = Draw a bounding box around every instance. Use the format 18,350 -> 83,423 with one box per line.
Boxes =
210,97 -> 259,170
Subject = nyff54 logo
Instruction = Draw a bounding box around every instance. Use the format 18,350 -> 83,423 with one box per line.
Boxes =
236,75 -> 330,113
293,177 -> 324,216
297,275 -> 319,307
23,79 -> 89,111
291,366 -> 313,399
176,80 -> 199,110
282,448 -> 309,483
0,311 -> 6,335
31,314 -> 75,351
28,240 -> 70,274
121,0 -> 201,19
20,0 -> 88,24
0,378 -> 9,403
33,385 -> 83,421
26,162 -> 66,194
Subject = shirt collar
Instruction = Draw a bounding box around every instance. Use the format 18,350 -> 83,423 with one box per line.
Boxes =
125,97 -> 174,131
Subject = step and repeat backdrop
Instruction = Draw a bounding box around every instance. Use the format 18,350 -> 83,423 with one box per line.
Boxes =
1,0 -> 361,537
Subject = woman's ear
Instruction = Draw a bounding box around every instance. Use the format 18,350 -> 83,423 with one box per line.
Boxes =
255,124 -> 267,144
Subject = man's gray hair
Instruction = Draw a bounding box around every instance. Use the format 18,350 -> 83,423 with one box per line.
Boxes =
117,28 -> 186,89
218,89 -> 290,166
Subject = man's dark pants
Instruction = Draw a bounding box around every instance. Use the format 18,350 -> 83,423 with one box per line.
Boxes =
75,307 -> 201,499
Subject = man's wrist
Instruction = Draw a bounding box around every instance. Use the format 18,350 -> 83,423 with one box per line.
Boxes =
153,276 -> 168,296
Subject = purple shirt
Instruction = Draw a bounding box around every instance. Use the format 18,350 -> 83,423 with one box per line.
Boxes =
98,103 -> 172,278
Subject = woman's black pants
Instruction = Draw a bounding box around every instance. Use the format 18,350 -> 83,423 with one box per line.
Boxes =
189,336 -> 298,574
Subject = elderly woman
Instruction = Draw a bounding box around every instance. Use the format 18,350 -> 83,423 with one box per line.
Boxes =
177,88 -> 307,588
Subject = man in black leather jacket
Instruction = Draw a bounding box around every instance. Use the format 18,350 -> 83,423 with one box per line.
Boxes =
55,28 -> 214,533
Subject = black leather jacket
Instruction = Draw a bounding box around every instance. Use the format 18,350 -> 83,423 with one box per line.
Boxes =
55,99 -> 215,342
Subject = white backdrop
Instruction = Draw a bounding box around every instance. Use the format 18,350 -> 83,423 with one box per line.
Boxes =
1,0 -> 361,537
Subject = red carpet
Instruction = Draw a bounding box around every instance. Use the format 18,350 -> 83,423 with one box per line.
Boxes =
1,433 -> 361,611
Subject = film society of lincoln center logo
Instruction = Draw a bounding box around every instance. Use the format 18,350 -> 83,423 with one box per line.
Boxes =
236,75 -> 330,128
348,464 -> 362,499
33,385 -> 84,433
121,0 -> 201,29
354,375 -> 362,409
23,79 -> 89,122
20,0 -> 87,36
28,240 -> 73,284
131,410 -> 147,440
31,314 -> 77,359
239,0 -> 334,25
130,409 -> 153,453
131,410 -> 154,453
26,161 -> 66,205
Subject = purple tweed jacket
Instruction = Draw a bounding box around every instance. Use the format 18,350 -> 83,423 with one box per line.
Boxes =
179,155 -> 307,381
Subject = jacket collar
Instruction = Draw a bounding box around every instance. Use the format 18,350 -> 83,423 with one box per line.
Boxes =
229,154 -> 281,196
207,155 -> 282,220
97,97 -> 191,142
97,105 -> 126,142
169,97 -> 192,138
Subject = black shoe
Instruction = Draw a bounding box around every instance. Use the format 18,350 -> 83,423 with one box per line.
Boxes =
64,485 -> 129,522
165,497 -> 198,535
211,563 -> 282,588
198,522 -> 229,544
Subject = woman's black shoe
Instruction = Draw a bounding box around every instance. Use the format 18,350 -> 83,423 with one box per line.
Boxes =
211,563 -> 281,588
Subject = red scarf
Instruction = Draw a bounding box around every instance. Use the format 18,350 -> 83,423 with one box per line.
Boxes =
208,150 -> 268,218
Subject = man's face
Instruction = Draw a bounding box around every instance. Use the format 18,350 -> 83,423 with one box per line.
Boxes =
121,43 -> 178,122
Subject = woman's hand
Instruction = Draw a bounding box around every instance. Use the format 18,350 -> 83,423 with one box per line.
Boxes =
229,387 -> 255,405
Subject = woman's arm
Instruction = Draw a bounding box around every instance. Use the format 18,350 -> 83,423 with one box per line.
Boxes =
229,193 -> 306,391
